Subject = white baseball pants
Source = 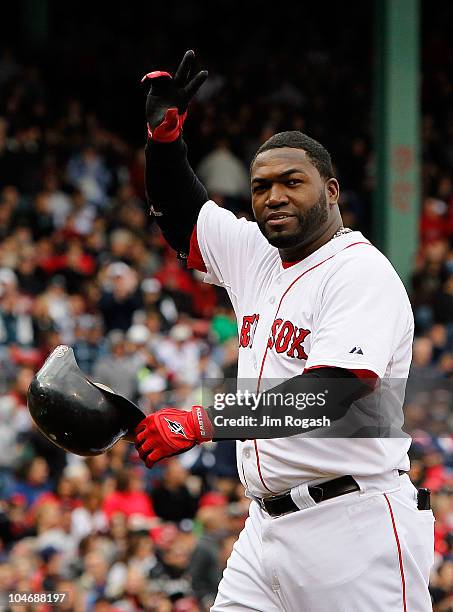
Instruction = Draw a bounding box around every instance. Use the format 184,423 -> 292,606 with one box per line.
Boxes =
212,472 -> 434,611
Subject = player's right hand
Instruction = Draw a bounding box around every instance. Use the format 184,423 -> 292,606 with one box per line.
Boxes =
134,405 -> 214,468
142,50 -> 208,142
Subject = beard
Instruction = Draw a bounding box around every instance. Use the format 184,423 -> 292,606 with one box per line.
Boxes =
256,190 -> 329,249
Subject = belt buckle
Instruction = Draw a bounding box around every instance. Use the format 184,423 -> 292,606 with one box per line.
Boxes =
260,494 -> 276,513
260,492 -> 286,515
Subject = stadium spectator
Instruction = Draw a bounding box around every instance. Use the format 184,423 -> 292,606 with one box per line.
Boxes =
98,263 -> 143,332
102,468 -> 156,523
197,139 -> 250,211
190,504 -> 229,609
11,457 -> 52,508
92,330 -> 140,399
67,145 -> 112,209
71,483 -> 108,544
151,460 -> 199,523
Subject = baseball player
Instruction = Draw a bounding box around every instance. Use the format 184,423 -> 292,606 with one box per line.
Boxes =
134,51 -> 434,611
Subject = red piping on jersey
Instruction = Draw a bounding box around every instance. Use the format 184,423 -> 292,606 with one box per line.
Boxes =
253,241 -> 372,494
384,493 -> 407,612
187,225 -> 207,272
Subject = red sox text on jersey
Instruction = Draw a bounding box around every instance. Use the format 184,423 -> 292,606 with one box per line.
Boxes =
240,314 -> 310,360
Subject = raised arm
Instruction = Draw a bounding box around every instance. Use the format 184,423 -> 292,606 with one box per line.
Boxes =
143,50 -> 208,259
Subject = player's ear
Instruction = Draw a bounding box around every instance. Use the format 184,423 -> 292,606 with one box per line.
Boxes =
326,178 -> 340,205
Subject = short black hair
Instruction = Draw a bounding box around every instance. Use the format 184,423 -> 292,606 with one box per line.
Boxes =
251,131 -> 334,180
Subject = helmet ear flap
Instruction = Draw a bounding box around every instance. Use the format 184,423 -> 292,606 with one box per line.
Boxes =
27,346 -> 144,456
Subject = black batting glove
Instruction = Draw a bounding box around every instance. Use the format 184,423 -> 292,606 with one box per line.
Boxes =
142,49 -> 208,142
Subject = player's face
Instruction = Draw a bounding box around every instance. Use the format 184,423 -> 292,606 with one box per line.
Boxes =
251,148 -> 339,251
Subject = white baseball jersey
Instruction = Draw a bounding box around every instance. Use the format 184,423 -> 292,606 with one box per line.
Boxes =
190,200 -> 414,498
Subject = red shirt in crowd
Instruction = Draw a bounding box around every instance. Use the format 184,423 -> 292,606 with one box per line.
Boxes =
102,490 -> 155,520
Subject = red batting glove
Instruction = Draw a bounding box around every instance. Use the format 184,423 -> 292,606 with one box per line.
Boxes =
134,406 -> 214,469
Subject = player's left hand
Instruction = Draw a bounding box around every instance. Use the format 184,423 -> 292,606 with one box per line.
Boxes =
134,405 -> 214,468
142,49 -> 208,142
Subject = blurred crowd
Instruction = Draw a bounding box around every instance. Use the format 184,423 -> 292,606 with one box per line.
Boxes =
0,3 -> 453,610
0,36 -> 246,611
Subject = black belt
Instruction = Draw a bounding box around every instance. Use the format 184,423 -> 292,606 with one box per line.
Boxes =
259,471 -> 406,517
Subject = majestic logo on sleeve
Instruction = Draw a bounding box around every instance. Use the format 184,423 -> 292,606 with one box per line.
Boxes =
267,319 -> 310,360
239,314 -> 260,348
349,346 -> 364,355
164,418 -> 187,437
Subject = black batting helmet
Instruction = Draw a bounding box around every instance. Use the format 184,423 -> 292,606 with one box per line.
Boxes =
27,345 -> 145,456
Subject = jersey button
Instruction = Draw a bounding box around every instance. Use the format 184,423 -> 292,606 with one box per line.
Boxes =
269,296 -> 276,304
244,449 -> 251,459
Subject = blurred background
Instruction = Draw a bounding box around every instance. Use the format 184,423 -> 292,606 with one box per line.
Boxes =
0,1 -> 452,610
